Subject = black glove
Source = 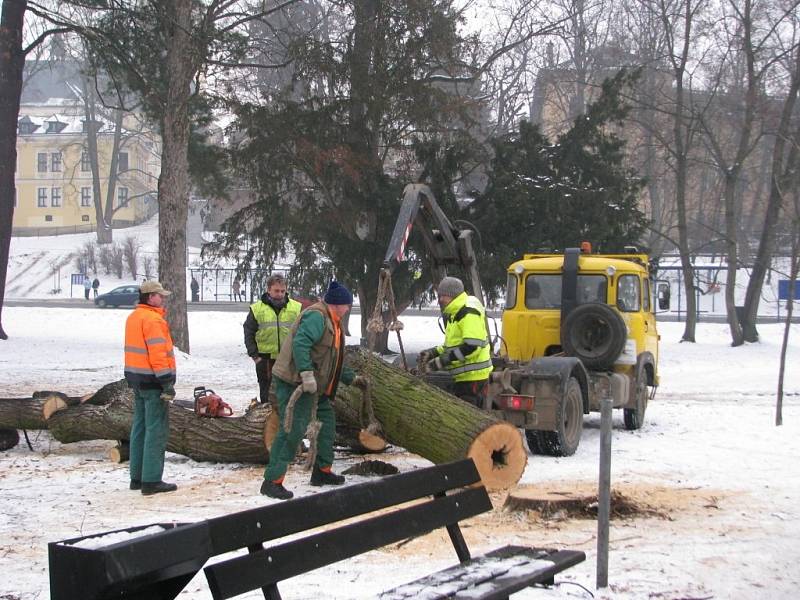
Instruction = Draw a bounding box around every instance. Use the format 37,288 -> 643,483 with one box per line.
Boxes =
160,385 -> 176,402
418,347 -> 439,365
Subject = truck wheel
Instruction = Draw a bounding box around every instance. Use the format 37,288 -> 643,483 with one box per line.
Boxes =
528,377 -> 583,456
561,303 -> 626,370
624,367 -> 648,430
524,430 -> 543,454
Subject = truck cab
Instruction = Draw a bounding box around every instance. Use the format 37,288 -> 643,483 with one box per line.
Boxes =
490,246 -> 660,456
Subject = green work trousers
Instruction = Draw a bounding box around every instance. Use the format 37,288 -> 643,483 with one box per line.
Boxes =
129,388 -> 169,483
264,378 -> 335,481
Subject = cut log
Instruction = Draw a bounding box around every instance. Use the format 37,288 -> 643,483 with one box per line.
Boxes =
0,349 -> 527,489
108,440 -> 130,463
505,488 -> 597,516
357,429 -> 387,453
0,396 -> 52,430
43,381 -> 273,463
342,348 -> 527,489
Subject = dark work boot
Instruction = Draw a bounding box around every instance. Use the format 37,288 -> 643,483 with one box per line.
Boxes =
141,481 -> 178,496
310,466 -> 345,487
129,479 -> 141,490
260,480 -> 293,500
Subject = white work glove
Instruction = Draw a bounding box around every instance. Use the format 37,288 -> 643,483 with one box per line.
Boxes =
299,371 -> 317,394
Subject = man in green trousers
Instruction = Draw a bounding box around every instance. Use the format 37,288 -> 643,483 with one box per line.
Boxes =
261,281 -> 368,500
124,281 -> 178,496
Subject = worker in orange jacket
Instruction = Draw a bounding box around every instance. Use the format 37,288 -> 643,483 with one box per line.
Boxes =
124,281 -> 178,496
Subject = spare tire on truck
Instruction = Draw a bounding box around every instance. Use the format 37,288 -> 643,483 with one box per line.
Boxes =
560,303 -> 626,370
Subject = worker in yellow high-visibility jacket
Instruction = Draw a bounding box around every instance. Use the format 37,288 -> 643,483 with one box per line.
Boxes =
421,277 -> 493,408
243,273 -> 302,404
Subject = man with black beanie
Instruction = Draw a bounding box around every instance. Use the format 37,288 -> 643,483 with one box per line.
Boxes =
260,281 -> 369,500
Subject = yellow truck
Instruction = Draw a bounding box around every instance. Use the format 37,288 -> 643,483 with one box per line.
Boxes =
380,184 -> 668,456
492,245 -> 665,455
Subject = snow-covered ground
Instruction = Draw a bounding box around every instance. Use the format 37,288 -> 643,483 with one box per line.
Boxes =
0,306 -> 798,600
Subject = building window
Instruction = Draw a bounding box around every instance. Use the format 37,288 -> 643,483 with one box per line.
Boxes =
51,187 -> 62,207
37,188 -> 48,207
117,187 -> 129,207
45,215 -> 53,222
51,152 -> 62,172
81,151 -> 91,172
81,187 -> 92,207
37,153 -> 48,173
118,152 -> 129,173
82,215 -> 90,222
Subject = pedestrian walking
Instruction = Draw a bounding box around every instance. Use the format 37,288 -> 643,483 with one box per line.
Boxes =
191,276 -> 200,302
244,274 -> 302,404
83,276 -> 91,300
232,276 -> 242,302
123,281 -> 178,495
92,276 -> 100,298
260,281 -> 369,500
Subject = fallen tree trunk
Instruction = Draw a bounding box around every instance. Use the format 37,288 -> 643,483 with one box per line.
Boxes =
0,350 -> 527,488
44,380 -> 273,463
341,349 -> 527,489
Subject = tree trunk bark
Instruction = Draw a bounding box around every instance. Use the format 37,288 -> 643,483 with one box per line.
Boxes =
45,380 -> 272,463
81,74 -> 112,244
0,352 -> 528,489
743,43 -> 800,342
0,0 -> 27,340
342,348 -> 527,489
157,0 -> 194,353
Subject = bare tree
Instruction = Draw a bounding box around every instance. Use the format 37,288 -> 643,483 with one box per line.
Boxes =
0,0 -> 68,339
122,236 -> 141,278
698,0 -> 796,346
742,10 -> 800,342
658,0 -> 708,342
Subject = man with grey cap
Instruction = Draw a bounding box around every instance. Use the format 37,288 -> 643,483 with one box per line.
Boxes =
123,281 -> 178,495
420,276 -> 493,408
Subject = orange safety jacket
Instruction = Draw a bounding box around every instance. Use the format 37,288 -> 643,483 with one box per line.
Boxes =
124,303 -> 176,390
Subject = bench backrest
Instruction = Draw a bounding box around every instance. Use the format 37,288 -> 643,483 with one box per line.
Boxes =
204,459 -> 491,600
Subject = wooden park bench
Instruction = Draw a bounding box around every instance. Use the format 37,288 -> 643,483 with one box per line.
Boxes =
49,459 -> 585,600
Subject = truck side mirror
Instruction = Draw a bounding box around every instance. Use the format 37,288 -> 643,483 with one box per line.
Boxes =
657,282 -> 671,310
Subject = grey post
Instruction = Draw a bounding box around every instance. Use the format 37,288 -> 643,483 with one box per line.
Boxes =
597,394 -> 612,588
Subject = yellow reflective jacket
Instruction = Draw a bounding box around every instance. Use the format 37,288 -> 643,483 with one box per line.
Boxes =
436,292 -> 493,383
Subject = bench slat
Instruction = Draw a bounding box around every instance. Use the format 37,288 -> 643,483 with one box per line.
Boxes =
378,545 -> 587,600
206,459 -> 481,555
205,486 -> 492,600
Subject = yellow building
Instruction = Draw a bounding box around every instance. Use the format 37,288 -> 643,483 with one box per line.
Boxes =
13,60 -> 161,234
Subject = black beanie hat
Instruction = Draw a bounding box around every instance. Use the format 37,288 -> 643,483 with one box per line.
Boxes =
324,281 -> 353,305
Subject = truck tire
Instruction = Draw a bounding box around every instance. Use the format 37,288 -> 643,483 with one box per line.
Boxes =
525,376 -> 583,456
561,303 -> 626,370
624,365 -> 648,430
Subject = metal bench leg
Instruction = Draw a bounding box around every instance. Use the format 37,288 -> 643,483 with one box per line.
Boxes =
247,543 -> 282,600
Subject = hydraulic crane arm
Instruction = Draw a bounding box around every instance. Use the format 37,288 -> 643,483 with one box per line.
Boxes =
382,183 -> 485,305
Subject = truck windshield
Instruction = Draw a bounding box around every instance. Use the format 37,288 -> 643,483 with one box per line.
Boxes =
525,274 -> 607,309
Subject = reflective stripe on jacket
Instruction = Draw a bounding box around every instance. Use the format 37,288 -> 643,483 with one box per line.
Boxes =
124,303 -> 176,390
250,298 -> 302,358
437,292 -> 493,383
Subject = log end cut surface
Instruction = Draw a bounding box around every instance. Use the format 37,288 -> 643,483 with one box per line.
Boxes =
466,422 -> 527,491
